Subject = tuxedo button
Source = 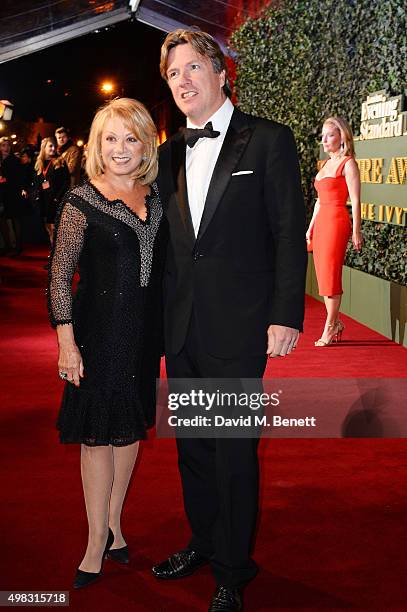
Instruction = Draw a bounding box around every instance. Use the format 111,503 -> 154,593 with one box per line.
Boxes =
193,252 -> 203,261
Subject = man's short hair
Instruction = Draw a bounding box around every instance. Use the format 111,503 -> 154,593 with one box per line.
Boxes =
160,29 -> 232,98
55,126 -> 69,135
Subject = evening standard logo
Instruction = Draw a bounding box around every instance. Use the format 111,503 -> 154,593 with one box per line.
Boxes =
167,389 -> 281,411
359,90 -> 407,140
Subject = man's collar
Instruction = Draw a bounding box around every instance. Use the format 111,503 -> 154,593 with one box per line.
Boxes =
186,97 -> 234,132
58,140 -> 73,154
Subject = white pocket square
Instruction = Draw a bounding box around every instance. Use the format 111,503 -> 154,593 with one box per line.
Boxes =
231,170 -> 254,176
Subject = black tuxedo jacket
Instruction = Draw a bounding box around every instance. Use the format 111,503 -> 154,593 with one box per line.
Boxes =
157,107 -> 307,359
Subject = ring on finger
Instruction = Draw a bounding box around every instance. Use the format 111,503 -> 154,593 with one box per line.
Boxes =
59,371 -> 68,380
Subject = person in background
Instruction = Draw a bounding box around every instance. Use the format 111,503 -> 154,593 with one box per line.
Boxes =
306,116 -> 362,346
55,126 -> 82,187
20,145 -> 37,204
0,136 -> 25,255
79,142 -> 88,182
34,137 -> 70,245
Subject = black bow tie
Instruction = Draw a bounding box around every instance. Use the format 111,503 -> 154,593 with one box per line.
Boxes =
184,121 -> 220,148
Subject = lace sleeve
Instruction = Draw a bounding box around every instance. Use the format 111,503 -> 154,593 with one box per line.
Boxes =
47,201 -> 87,328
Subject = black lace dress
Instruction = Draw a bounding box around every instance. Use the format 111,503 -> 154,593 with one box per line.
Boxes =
48,180 -> 167,446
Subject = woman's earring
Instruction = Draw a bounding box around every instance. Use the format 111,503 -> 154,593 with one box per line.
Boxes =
142,154 -> 148,161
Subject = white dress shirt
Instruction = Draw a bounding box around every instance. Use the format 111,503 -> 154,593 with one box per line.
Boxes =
185,97 -> 234,237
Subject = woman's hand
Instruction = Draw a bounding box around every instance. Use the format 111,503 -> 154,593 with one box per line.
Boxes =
352,229 -> 363,251
58,343 -> 84,387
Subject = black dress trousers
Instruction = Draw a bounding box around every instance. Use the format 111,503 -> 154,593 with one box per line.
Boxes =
166,313 -> 267,588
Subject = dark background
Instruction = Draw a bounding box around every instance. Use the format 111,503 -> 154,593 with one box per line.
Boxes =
0,19 -> 184,141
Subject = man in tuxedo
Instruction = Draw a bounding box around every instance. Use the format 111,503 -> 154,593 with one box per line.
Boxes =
153,29 -> 307,611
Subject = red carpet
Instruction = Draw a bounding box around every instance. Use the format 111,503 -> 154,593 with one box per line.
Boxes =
1,246 -> 407,611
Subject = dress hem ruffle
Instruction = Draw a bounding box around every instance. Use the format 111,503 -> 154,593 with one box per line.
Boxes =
56,384 -> 156,448
57,423 -> 154,447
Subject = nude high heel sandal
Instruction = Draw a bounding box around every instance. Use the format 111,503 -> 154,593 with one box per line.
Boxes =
336,320 -> 345,342
314,323 -> 338,347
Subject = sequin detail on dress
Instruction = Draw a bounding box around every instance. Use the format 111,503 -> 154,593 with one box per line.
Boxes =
48,180 -> 162,326
48,202 -> 87,326
47,180 -> 167,446
84,181 -> 162,288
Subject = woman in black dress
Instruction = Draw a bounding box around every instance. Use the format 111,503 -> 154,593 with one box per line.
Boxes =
34,137 -> 70,245
48,98 -> 166,589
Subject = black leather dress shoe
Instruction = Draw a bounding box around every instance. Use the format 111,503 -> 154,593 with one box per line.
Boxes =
152,549 -> 207,580
208,586 -> 242,611
106,545 -> 129,564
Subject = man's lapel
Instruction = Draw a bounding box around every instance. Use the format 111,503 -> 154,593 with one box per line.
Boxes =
197,109 -> 253,241
171,134 -> 195,245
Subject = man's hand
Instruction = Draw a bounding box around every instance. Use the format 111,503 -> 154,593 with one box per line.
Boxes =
267,324 -> 299,358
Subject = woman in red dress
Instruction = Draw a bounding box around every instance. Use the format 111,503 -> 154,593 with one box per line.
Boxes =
306,116 -> 362,346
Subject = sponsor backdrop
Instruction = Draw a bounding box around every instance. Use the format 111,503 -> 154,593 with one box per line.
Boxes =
231,2 -> 406,345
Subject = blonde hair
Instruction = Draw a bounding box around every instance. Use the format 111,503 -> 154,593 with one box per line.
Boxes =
34,137 -> 57,174
86,98 -> 158,185
160,29 -> 231,97
323,116 -> 355,157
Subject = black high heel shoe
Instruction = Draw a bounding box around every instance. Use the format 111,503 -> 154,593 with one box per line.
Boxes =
73,528 -> 114,589
106,544 -> 129,565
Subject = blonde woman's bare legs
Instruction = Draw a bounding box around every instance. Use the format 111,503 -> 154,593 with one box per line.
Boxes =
79,444 -> 113,572
109,442 -> 139,549
321,294 -> 341,340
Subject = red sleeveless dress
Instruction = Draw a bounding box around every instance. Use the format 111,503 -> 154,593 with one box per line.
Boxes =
313,156 -> 352,296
